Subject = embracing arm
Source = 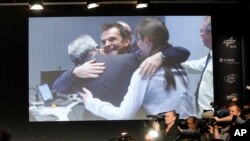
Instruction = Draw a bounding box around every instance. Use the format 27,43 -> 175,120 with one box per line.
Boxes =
139,46 -> 190,78
52,68 -> 77,94
80,69 -> 148,120
53,59 -> 105,94
161,46 -> 190,66
181,51 -> 211,73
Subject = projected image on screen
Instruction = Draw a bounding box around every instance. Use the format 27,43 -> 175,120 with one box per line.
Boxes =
29,16 -> 213,121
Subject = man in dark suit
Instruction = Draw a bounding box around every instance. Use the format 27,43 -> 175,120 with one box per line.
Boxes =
54,52 -> 139,106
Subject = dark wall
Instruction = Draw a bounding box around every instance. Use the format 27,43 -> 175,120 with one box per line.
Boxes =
0,2 -> 248,141
241,0 -> 250,101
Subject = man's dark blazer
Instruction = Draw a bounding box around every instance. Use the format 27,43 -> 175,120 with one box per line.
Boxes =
53,53 -> 140,106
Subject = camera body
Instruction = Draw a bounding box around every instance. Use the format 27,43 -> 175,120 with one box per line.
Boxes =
147,113 -> 166,128
198,118 -> 229,133
207,118 -> 216,126
210,102 -> 220,111
147,114 -> 166,121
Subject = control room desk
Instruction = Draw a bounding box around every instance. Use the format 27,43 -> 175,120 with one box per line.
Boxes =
29,101 -> 84,121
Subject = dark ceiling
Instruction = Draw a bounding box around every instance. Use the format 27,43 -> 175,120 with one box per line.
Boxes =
0,0 -> 241,4
1,0 -> 247,12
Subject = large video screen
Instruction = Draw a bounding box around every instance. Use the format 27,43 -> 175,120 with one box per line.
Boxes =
29,16 -> 213,121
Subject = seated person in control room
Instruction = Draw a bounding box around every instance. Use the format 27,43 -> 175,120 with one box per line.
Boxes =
53,21 -> 190,107
79,18 -> 195,119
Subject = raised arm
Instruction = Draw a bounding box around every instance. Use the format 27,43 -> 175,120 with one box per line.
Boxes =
139,46 -> 190,78
161,46 -> 190,66
53,59 -> 105,94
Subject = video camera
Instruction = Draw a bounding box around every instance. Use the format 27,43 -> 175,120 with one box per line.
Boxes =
147,114 -> 166,121
210,102 -> 220,111
198,118 -> 229,133
146,113 -> 166,128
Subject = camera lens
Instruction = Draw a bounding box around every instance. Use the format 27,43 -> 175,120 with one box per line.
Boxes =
208,118 -> 216,125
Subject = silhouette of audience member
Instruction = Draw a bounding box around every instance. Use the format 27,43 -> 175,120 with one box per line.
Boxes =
178,116 -> 201,141
0,129 -> 10,141
186,116 -> 199,132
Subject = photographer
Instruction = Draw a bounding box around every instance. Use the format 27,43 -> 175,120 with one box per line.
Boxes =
202,94 -> 239,119
178,116 -> 202,140
211,103 -> 245,140
212,103 -> 245,124
145,111 -> 181,141
185,116 -> 199,132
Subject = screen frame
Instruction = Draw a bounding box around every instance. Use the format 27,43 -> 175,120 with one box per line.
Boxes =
28,15 -> 214,121
1,3 -> 244,141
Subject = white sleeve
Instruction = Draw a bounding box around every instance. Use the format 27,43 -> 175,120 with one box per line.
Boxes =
181,56 -> 207,74
84,69 -> 148,120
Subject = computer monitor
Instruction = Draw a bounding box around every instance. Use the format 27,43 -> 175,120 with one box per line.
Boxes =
40,70 -> 65,90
